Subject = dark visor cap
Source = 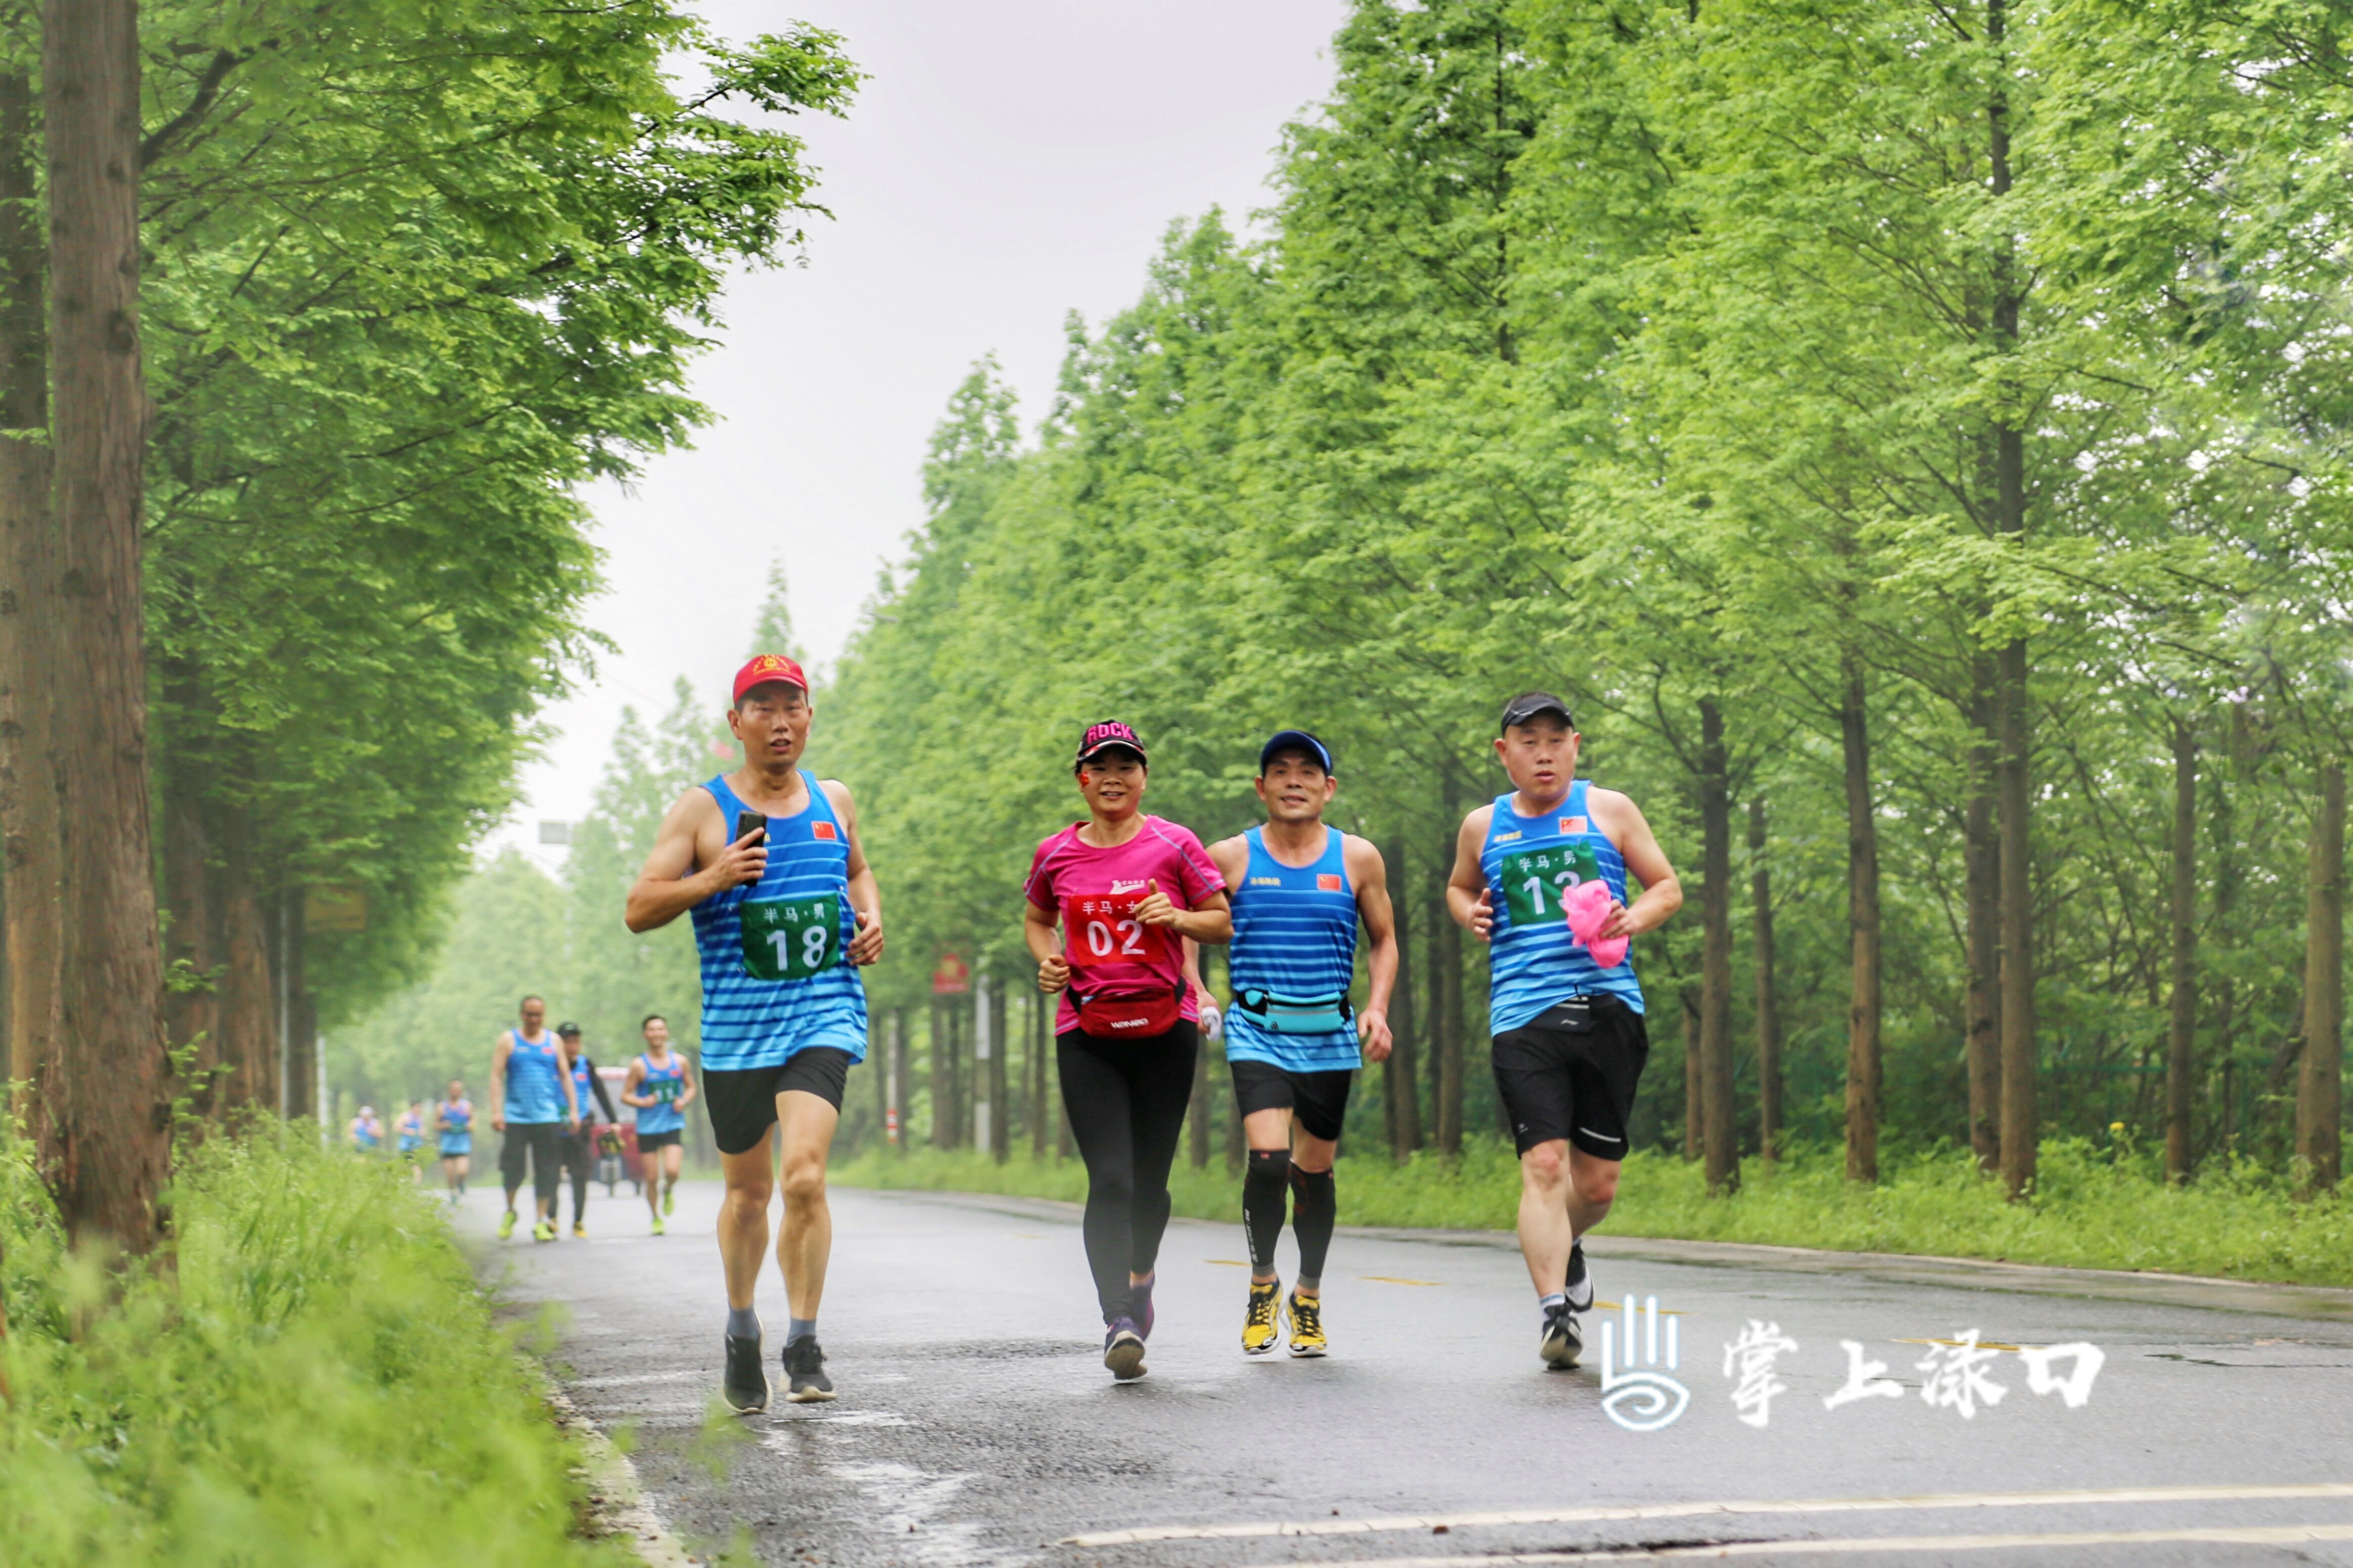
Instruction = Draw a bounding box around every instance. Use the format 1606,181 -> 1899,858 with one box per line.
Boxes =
1499,691 -> 1576,733
555,1022 -> 582,1038
1259,729 -> 1334,775
1075,719 -> 1147,765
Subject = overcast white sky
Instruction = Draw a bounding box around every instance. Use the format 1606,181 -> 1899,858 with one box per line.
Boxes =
495,1 -> 1345,868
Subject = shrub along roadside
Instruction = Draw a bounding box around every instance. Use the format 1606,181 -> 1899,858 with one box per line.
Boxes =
0,1124 -> 628,1568
834,1137 -> 2353,1289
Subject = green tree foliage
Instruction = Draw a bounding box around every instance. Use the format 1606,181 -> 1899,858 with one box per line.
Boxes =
811,0 -> 2353,1184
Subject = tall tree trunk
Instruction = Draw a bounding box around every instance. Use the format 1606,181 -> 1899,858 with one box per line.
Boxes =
1698,698 -> 1738,1193
1748,797 -> 1782,1167
1841,663 -> 1883,1183
1385,837 -> 1422,1157
1031,994 -> 1050,1159
2165,720 -> 2199,1182
987,977 -> 1008,1160
2297,759 -> 2345,1193
928,996 -> 950,1149
1430,856 -> 1465,1155
1682,981 -> 1701,1161
0,42 -> 61,1147
160,745 -> 219,1121
42,0 -> 168,1243
1963,657 -> 2001,1172
208,802 -> 274,1114
282,894 -> 316,1120
1989,0 -> 2038,1202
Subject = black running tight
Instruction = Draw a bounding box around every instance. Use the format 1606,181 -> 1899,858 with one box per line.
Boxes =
1056,1021 -> 1200,1323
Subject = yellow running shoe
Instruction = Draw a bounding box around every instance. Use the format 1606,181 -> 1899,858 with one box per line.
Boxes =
572,1222 -> 586,1239
651,1213 -> 665,1236
498,1209 -> 518,1240
1284,1290 -> 1328,1358
532,1219 -> 555,1243
1242,1278 -> 1281,1355
662,1186 -> 675,1217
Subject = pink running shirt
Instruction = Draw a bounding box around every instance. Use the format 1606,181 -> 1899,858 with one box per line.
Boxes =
1024,816 -> 1224,1033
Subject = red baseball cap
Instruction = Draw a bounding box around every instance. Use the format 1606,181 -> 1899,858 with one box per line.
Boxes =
732,653 -> 808,704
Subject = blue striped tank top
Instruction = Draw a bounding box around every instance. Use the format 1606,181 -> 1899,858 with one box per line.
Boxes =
505,1031 -> 567,1123
1225,826 -> 1362,1073
634,1053 -> 687,1135
1480,779 -> 1645,1031
690,772 -> 870,1073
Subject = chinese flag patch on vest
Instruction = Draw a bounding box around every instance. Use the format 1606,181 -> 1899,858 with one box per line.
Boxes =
812,821 -> 838,841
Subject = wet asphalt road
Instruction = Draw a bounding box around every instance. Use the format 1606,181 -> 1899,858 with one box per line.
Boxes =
458,1178 -> 2353,1567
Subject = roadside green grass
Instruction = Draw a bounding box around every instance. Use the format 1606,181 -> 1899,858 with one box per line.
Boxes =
1,1123 -> 627,1568
835,1136 -> 2353,1288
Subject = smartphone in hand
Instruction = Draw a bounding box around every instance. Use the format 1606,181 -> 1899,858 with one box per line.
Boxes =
734,810 -> 767,845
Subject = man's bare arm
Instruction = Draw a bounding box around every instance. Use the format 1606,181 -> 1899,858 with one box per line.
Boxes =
626,787 -> 762,933
1346,835 -> 1398,1062
824,780 -> 886,965
1206,835 -> 1249,895
1593,788 -> 1683,940
1445,806 -> 1496,939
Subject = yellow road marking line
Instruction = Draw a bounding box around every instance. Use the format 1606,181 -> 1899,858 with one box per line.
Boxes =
1596,1299 -> 1684,1316
1359,1275 -> 1443,1286
1894,1337 -> 2026,1352
1307,1522 -> 2353,1565
1059,1482 -> 2353,1547
1205,1258 -> 1249,1266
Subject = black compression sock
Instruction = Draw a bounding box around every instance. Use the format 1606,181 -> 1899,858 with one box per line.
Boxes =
1290,1164 -> 1336,1286
1243,1149 -> 1291,1273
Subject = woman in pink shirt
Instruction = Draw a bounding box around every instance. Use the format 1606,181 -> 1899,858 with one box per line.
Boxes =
1023,719 -> 1231,1381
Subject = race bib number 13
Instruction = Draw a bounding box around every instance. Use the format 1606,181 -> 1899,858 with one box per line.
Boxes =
1500,843 -> 1602,928
741,894 -> 840,980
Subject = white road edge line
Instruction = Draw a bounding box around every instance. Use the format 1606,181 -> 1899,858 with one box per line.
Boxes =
1058,1482 -> 2353,1547
1307,1521 -> 2353,1565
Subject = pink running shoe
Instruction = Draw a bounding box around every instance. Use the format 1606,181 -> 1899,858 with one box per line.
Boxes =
1563,880 -> 1630,969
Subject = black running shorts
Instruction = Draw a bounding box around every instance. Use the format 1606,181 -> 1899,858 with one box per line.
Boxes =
1228,1058 -> 1355,1144
634,1129 -> 683,1152
702,1048 -> 854,1156
1490,996 -> 1650,1159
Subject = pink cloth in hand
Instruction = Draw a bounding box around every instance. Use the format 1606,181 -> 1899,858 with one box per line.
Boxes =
1563,880 -> 1630,969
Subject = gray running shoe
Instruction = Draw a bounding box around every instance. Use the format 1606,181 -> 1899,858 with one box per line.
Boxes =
1564,1239 -> 1594,1313
1539,1302 -> 1582,1370
723,1332 -> 771,1413
783,1337 -> 835,1403
1104,1319 -> 1147,1381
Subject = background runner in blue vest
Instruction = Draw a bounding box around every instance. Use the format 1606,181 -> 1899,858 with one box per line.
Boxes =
490,994 -> 582,1243
348,1106 -> 383,1154
1447,692 -> 1682,1371
628,654 -> 884,1412
396,1102 -> 427,1181
436,1079 -> 474,1207
622,1013 -> 697,1236
1206,730 -> 1396,1360
556,1022 -> 620,1237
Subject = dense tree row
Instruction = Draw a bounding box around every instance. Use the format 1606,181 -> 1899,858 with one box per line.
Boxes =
821,0 -> 2353,1195
0,0 -> 856,1240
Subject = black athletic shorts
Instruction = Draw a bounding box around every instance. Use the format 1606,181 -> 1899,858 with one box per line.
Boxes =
635,1129 -> 682,1152
702,1048 -> 854,1156
1491,996 -> 1650,1159
1228,1059 -> 1355,1144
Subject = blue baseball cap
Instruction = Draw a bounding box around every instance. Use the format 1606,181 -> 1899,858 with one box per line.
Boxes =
1258,729 -> 1334,775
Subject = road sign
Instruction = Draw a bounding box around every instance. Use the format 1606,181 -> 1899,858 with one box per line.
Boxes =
931,951 -> 970,995
305,886 -> 366,933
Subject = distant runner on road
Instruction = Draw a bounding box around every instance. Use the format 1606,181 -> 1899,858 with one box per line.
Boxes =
348,1106 -> 383,1154
490,994 -> 582,1243
1023,720 -> 1231,1383
395,1101 -> 427,1180
558,1022 -> 619,1238
1206,730 -> 1397,1360
623,1013 -> 697,1236
627,654 -> 883,1412
437,1079 -> 474,1206
1446,692 -> 1681,1371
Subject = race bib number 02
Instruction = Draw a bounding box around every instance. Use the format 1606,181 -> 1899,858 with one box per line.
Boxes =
740,893 -> 840,980
1500,842 -> 1603,929
1063,893 -> 1169,967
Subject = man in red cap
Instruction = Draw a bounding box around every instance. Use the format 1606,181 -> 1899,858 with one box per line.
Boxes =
626,654 -> 885,1411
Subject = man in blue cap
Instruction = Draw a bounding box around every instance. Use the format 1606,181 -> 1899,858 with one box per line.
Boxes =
1205,730 -> 1398,1357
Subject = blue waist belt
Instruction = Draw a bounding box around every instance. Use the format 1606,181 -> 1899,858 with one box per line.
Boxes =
1232,989 -> 1353,1035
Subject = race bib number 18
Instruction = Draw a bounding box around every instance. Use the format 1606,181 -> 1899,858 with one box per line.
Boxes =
741,893 -> 840,980
1500,842 -> 1603,929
